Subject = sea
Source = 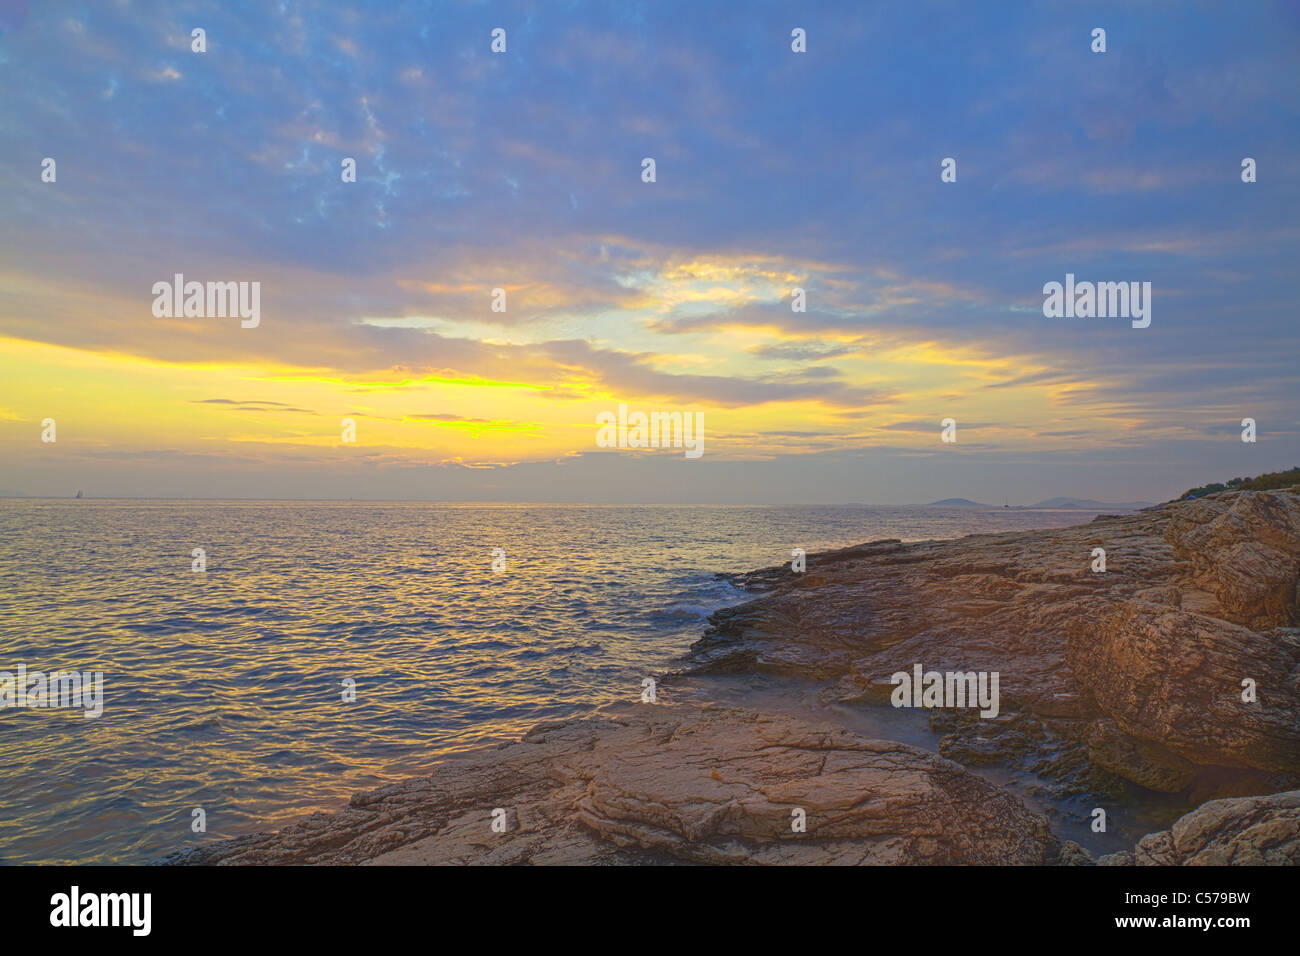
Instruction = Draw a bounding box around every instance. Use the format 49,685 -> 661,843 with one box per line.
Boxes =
0,499 -> 1120,864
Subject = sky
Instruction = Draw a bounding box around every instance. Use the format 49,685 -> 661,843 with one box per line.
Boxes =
1,0 -> 1298,503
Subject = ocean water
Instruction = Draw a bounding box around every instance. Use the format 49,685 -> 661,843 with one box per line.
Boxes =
0,499 -> 1113,864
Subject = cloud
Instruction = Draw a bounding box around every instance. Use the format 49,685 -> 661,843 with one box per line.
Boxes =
1,1 -> 1297,501
190,399 -> 317,414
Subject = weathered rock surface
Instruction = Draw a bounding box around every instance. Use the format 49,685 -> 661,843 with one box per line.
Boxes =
1165,492 -> 1300,628
165,704 -> 1060,866
1042,790 -> 1300,866
1132,790 -> 1300,865
1083,717 -> 1198,792
1066,605 -> 1300,776
691,490 -> 1300,794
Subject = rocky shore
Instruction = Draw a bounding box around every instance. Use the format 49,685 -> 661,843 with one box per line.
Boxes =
166,489 -> 1300,865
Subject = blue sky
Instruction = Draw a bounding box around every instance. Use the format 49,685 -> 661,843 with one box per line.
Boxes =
1,0 -> 1298,502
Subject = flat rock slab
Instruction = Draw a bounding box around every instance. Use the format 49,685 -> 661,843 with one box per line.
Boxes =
567,706 -> 1060,865
166,704 -> 1061,866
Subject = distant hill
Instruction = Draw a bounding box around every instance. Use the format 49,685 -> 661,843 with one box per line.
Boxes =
915,497 -> 1152,509
1031,497 -> 1154,510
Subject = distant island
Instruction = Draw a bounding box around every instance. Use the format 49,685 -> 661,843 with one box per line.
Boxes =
919,497 -> 1154,510
911,468 -> 1300,508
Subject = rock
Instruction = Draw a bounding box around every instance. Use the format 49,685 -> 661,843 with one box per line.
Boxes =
1058,840 -> 1095,865
1096,850 -> 1134,866
1067,608 -> 1300,776
1083,718 -> 1198,792
1133,828 -> 1179,865
161,715 -> 622,866
936,711 -> 1046,766
1030,691 -> 1091,719
570,707 -> 1059,865
1134,790 -> 1300,865
1165,492 -> 1300,627
692,489 -> 1300,793
165,704 -> 1060,866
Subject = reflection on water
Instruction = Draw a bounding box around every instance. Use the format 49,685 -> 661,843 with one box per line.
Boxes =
0,499 -> 1115,864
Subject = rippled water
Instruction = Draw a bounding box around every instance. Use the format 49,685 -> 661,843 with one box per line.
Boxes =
0,499 -> 1112,864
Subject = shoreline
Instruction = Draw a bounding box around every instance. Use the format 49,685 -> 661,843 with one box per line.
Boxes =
165,489 -> 1300,865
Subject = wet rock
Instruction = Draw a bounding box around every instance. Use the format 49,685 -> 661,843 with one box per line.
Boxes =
1058,840 -> 1095,865
1083,718 -> 1199,793
1096,850 -> 1134,866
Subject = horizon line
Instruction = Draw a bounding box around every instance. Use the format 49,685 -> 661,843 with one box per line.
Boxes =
0,494 -> 1156,508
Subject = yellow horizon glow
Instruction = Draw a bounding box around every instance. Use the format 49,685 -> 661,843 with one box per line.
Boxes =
0,317 -> 1160,479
